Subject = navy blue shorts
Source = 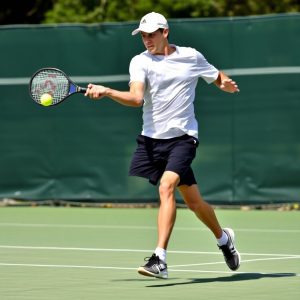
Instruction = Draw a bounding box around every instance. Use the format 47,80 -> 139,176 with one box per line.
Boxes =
129,134 -> 199,186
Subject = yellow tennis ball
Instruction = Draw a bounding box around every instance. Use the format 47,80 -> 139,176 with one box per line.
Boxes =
40,93 -> 53,106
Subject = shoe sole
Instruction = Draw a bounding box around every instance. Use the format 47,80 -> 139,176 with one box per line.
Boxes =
137,266 -> 168,279
223,228 -> 241,271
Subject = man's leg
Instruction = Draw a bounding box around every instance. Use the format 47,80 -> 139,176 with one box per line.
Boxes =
177,184 -> 222,238
137,171 -> 179,279
178,184 -> 241,271
157,171 -> 180,249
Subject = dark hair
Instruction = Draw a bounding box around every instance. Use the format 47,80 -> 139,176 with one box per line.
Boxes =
159,28 -> 169,39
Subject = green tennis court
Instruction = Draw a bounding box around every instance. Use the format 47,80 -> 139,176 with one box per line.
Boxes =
0,207 -> 299,300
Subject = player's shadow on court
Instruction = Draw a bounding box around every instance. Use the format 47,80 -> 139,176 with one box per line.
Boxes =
146,272 -> 297,288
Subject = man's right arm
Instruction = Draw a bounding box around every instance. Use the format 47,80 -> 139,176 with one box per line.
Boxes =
85,81 -> 144,107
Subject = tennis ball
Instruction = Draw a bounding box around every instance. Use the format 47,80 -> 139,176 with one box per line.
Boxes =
40,93 -> 53,106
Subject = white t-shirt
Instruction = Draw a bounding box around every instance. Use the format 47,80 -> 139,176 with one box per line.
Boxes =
129,45 -> 219,139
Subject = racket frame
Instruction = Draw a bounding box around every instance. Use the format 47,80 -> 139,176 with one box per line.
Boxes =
29,67 -> 87,106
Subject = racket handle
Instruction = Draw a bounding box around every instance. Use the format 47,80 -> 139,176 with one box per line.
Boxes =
78,87 -> 87,93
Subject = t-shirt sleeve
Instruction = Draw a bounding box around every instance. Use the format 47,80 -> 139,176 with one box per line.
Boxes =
129,55 -> 147,85
196,51 -> 219,84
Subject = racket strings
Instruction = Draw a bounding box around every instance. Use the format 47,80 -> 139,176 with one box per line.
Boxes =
30,70 -> 69,104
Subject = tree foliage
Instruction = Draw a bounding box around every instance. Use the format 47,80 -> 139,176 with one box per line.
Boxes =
1,0 -> 300,25
0,0 -> 54,25
43,0 -> 300,23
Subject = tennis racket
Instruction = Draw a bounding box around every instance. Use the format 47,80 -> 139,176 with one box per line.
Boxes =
29,67 -> 87,106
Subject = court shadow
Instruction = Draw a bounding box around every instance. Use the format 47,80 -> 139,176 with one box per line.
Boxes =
146,272 -> 297,288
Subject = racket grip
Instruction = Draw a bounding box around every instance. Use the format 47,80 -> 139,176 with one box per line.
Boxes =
79,87 -> 87,93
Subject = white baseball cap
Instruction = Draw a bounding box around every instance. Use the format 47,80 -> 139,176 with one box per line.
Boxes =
131,12 -> 169,35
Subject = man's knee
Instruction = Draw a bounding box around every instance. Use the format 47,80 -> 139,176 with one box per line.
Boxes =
159,180 -> 175,198
159,171 -> 180,198
185,199 -> 201,212
178,184 -> 205,212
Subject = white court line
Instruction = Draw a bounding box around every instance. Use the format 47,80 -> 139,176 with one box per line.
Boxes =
171,256 -> 300,268
0,245 -> 299,258
0,262 -> 299,277
0,247 -> 298,276
0,262 -> 135,271
0,222 -> 299,233
168,269 -> 300,276
0,223 -> 157,230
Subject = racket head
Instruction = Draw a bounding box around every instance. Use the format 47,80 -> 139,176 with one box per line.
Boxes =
29,68 -> 85,106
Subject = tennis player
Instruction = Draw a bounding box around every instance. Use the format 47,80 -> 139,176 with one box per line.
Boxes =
85,12 -> 241,279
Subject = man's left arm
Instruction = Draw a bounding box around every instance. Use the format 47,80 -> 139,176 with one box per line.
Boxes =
214,71 -> 240,93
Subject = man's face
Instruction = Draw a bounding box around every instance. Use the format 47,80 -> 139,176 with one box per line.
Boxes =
140,29 -> 168,55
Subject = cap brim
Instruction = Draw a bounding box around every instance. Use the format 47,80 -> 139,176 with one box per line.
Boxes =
131,24 -> 161,36
131,28 -> 141,35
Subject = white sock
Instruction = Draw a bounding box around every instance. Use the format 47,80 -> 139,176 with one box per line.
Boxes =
155,247 -> 167,262
217,230 -> 229,246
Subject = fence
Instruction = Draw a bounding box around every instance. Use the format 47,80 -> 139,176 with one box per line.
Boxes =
0,13 -> 299,204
